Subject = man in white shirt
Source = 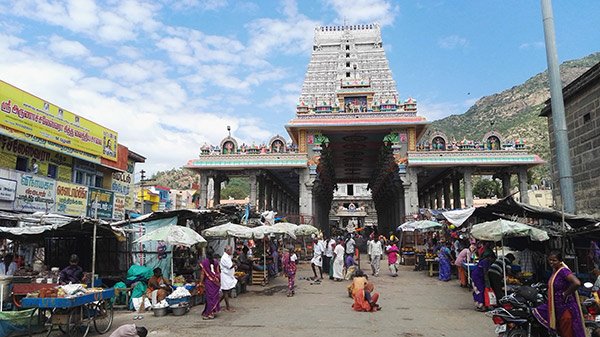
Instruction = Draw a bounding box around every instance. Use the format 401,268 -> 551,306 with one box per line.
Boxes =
0,254 -> 17,276
369,236 -> 383,277
345,234 -> 355,258
219,245 -> 237,311
324,236 -> 336,280
310,238 -> 324,280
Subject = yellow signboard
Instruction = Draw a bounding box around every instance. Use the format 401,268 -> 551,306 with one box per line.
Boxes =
55,181 -> 88,216
0,81 -> 118,160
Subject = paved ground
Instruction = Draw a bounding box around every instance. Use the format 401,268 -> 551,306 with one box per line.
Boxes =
75,262 -> 496,337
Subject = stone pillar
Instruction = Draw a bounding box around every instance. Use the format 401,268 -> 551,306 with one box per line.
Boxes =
212,175 -> 222,207
501,173 -> 512,197
518,167 -> 529,204
429,190 -> 436,210
198,172 -> 210,209
443,179 -> 452,209
452,175 -> 462,209
265,179 -> 273,210
435,184 -> 443,209
403,168 -> 419,217
248,171 -> 258,210
463,168 -> 474,208
258,175 -> 265,211
298,168 -> 314,223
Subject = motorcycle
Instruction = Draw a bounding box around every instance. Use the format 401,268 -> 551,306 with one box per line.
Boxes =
487,284 -> 554,337
582,282 -> 600,332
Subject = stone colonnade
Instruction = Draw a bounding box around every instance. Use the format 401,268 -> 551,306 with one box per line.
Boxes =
417,166 -> 530,209
196,170 -> 300,215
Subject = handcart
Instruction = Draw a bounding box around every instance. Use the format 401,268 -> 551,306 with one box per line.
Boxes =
21,288 -> 114,337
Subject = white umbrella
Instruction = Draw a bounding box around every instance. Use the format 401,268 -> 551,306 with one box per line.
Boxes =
295,224 -> 319,237
471,219 -> 550,297
201,222 -> 254,239
251,224 -> 297,240
134,225 -> 207,283
413,220 -> 442,232
398,221 -> 417,232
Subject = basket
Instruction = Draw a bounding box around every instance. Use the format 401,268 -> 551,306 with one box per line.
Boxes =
166,296 -> 190,306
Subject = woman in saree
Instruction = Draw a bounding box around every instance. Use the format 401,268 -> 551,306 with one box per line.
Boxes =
438,242 -> 452,282
472,249 -> 495,311
352,277 -> 380,312
199,250 -> 221,320
533,250 -> 586,337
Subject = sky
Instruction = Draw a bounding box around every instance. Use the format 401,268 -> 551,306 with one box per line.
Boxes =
0,0 -> 599,177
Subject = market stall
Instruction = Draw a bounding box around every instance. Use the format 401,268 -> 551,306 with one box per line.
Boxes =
22,286 -> 114,337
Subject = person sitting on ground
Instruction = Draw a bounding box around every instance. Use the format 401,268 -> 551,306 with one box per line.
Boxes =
146,268 -> 172,305
59,254 -> 86,284
351,271 -> 380,312
348,269 -> 368,298
109,324 -> 148,337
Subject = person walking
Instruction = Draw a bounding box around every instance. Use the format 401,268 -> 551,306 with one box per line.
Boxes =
310,237 -> 324,280
332,238 -> 345,281
369,236 -> 383,277
326,236 -> 336,280
386,242 -> 400,277
219,245 -> 237,312
281,247 -> 297,296
438,241 -> 452,282
345,234 -> 356,260
322,236 -> 333,278
199,250 -> 221,320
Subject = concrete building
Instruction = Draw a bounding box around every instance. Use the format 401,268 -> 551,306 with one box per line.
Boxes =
0,80 -> 145,220
541,61 -> 600,217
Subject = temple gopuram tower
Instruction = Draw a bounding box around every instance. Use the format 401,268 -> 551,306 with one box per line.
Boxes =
186,23 -> 544,236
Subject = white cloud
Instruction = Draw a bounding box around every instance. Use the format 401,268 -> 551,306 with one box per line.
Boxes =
13,0 -> 162,42
519,41 -> 544,50
326,0 -> 399,26
438,35 -> 469,50
167,0 -> 229,11
246,0 -> 320,58
48,35 -> 90,58
417,98 -> 476,121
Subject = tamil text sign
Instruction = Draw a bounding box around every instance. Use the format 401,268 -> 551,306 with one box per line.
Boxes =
87,187 -> 114,219
0,177 -> 16,202
56,181 -> 88,217
14,174 -> 56,212
0,81 -> 118,160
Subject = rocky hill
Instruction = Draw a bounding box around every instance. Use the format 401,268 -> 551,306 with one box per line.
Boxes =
430,52 -> 600,182
151,168 -> 198,190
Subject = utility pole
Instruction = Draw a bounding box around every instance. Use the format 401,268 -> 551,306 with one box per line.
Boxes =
140,170 -> 146,214
541,0 -> 576,213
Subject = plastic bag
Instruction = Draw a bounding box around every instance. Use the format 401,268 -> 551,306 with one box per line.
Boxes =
484,287 -> 497,307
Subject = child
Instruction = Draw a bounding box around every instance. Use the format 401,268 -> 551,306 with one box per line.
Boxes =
282,247 -> 297,297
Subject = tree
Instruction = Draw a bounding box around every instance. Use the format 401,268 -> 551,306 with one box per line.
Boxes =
221,177 -> 250,200
473,179 -> 501,199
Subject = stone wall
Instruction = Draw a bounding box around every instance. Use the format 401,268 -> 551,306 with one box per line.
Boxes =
547,78 -> 600,216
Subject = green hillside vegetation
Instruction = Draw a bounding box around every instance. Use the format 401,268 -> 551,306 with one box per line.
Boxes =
430,52 -> 600,184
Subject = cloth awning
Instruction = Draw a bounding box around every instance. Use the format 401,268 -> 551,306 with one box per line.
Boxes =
443,208 -> 476,227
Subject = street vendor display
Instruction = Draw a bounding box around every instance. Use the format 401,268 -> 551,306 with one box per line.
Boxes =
21,284 -> 114,337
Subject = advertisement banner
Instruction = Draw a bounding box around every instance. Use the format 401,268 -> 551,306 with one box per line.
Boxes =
0,177 -> 17,202
113,193 -> 126,220
87,187 -> 114,219
14,173 -> 56,213
55,181 -> 88,217
0,81 -> 118,160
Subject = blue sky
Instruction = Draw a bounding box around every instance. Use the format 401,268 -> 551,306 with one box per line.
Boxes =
0,0 -> 598,175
